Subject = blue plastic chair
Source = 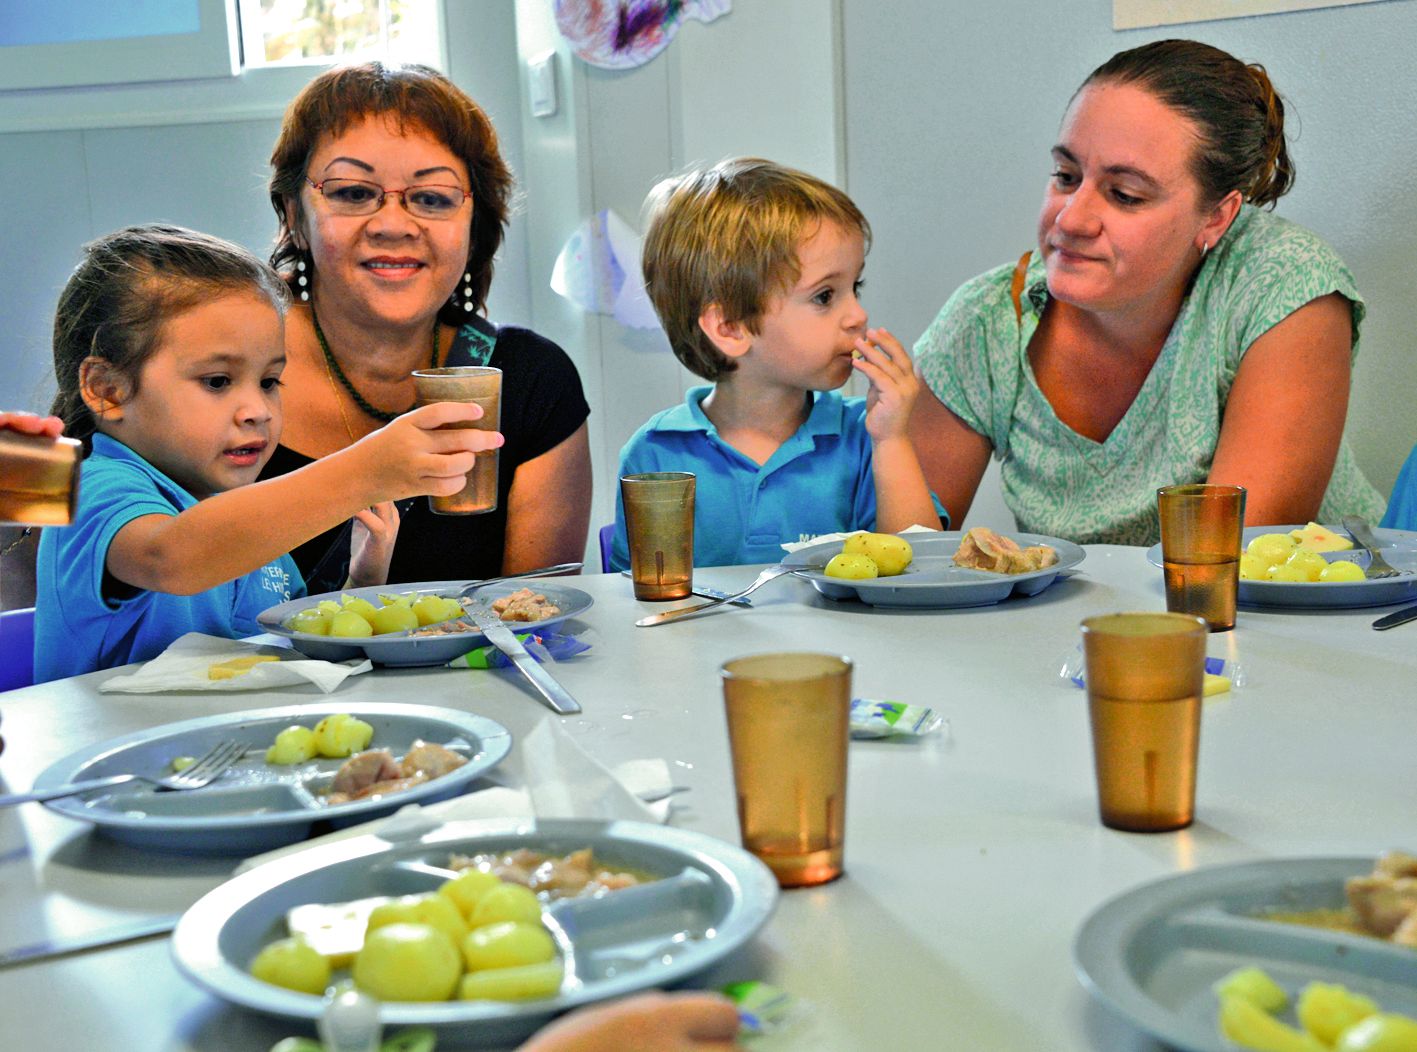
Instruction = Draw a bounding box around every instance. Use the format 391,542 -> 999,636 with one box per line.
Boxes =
0,607 -> 36,692
598,524 -> 614,573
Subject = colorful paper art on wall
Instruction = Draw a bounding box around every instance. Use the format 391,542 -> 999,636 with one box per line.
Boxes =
551,209 -> 661,330
555,0 -> 732,70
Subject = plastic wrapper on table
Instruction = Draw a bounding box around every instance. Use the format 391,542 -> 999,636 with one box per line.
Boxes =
849,698 -> 946,740
445,630 -> 590,670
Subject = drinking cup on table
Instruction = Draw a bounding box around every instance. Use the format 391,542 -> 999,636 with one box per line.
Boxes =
620,472 -> 695,601
0,430 -> 82,526
1157,483 -> 1246,631
721,652 -> 851,887
1081,612 -> 1208,833
411,366 -> 502,515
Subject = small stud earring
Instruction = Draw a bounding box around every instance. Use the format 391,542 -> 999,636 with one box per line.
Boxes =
1200,241 -> 1210,259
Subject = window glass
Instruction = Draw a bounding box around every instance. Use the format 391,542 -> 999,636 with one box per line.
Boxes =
238,0 -> 442,68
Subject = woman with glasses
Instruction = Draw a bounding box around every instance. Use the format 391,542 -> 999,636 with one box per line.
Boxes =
259,63 -> 591,590
909,40 -> 1384,545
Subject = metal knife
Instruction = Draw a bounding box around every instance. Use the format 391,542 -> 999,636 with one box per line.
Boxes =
0,914 -> 181,969
618,571 -> 752,606
469,607 -> 582,715
1373,601 -> 1417,630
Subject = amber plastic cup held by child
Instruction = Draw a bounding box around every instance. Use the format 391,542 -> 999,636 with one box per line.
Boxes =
1081,612 -> 1208,833
721,652 -> 851,886
0,430 -> 82,526
411,366 -> 502,515
620,472 -> 695,601
1157,483 -> 1246,631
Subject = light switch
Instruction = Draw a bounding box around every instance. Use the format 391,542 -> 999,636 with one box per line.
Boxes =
528,51 -> 558,118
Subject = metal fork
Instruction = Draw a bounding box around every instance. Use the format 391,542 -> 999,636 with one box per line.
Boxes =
635,565 -> 804,627
1342,516 -> 1403,579
0,738 -> 247,808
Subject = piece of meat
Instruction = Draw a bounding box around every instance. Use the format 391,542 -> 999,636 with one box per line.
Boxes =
327,771 -> 429,806
330,749 -> 400,796
1345,875 -> 1417,936
952,527 -> 1058,575
1375,851 -> 1417,880
399,741 -> 468,780
491,588 -> 562,622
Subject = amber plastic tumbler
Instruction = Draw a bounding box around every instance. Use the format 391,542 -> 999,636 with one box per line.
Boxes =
411,366 -> 502,515
620,472 -> 695,601
1081,612 -> 1208,833
0,430 -> 81,526
1157,483 -> 1246,631
721,652 -> 851,887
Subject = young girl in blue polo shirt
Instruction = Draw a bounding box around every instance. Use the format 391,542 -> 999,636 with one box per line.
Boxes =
610,158 -> 944,570
35,224 -> 499,681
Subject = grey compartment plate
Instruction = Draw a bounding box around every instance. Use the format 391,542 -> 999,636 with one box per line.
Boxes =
172,818 -> 779,1046
1073,856 -> 1417,1052
1144,525 -> 1417,610
34,702 -> 511,855
784,530 -> 1085,608
257,580 -> 594,666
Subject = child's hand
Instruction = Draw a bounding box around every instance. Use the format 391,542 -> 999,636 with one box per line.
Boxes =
852,327 -> 921,442
356,402 -> 505,503
518,991 -> 742,1052
0,411 -> 65,438
347,501 -> 400,587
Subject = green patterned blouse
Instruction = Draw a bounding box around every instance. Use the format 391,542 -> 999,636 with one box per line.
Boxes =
915,205 -> 1386,545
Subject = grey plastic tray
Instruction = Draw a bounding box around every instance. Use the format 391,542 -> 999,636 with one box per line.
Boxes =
33,702 -> 511,855
1073,856 -> 1417,1052
172,818 -> 779,1046
257,580 -> 594,666
784,530 -> 1085,608
1145,525 -> 1417,610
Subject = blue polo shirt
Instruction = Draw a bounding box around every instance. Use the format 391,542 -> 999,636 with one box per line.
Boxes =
610,386 -> 947,570
1382,444 -> 1417,532
34,433 -> 303,682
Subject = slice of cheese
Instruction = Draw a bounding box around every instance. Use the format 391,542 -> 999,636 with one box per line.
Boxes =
208,655 -> 281,680
1289,521 -> 1354,553
1203,673 -> 1232,697
286,895 -> 393,967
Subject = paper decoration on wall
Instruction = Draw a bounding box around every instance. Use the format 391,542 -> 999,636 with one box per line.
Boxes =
1114,0 -> 1385,29
555,0 -> 732,70
551,209 -> 662,331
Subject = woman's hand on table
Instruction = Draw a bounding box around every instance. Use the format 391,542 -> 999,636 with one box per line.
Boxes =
518,992 -> 743,1052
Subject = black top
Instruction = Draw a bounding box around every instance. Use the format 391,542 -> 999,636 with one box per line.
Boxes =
261,315 -> 589,592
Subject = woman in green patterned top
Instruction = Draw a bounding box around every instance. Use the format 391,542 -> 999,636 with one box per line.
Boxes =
911,40 -> 1385,545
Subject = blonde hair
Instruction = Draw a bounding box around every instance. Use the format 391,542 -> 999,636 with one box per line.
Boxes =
641,158 -> 870,381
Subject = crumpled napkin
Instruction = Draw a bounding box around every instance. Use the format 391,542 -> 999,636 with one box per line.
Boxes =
234,718 -> 678,874
99,632 -> 370,694
779,523 -> 940,554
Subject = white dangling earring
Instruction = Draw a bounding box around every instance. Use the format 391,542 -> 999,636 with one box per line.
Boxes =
1199,241 -> 1210,260
297,256 -> 310,302
461,271 -> 474,312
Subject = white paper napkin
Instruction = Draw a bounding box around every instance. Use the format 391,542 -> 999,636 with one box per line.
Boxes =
780,523 -> 940,554
234,718 -> 678,875
98,632 -> 371,695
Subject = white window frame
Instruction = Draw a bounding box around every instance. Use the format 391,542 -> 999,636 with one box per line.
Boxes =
0,0 -> 446,134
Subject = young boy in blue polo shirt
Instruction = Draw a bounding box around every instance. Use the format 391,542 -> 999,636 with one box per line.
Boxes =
610,157 -> 944,570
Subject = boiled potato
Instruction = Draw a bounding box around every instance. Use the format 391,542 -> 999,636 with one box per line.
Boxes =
1283,550 -> 1328,583
1298,982 -> 1379,1046
1215,966 -> 1288,1013
328,611 -> 375,638
369,603 -> 420,635
1219,993 -> 1327,1052
367,893 -> 469,947
469,883 -> 542,929
1248,533 -> 1297,567
287,609 -> 330,635
340,596 -> 380,623
313,713 -> 374,758
1267,562 -> 1314,583
413,595 -> 463,626
457,960 -> 563,1002
1239,553 -> 1270,581
1336,1014 -> 1417,1052
824,553 -> 879,580
352,923 -> 461,1002
461,921 -> 555,972
317,599 -> 342,617
249,935 -> 331,995
844,532 -> 914,576
438,869 -> 503,919
1321,560 -> 1366,583
265,725 -> 318,765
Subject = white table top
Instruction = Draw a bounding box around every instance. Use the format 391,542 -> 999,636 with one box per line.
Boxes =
2,546 -> 1414,1051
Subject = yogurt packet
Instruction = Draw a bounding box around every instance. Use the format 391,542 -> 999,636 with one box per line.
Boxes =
724,980 -> 797,1036
850,698 -> 946,739
1058,644 -> 1244,695
445,630 -> 590,670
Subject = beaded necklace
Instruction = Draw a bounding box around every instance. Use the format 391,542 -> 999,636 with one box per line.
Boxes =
311,307 -> 440,423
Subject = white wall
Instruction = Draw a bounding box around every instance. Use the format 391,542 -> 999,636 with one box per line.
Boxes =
843,0 -> 1417,499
